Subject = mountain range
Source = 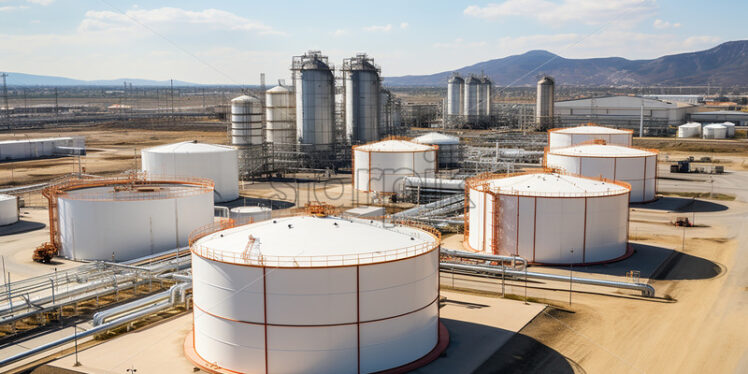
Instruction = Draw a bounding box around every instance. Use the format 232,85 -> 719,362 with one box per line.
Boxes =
3,73 -> 198,87
383,40 -> 748,87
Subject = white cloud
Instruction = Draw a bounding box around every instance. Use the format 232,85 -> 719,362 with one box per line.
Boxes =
79,7 -> 283,36
653,19 -> 681,29
331,29 -> 347,37
363,24 -> 392,32
0,5 -> 28,11
400,22 -> 409,29
27,0 -> 54,5
464,0 -> 657,26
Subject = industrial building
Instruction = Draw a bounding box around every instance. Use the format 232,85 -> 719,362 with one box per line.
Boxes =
412,132 -> 460,169
545,143 -> 658,203
141,141 -> 239,203
43,173 -> 214,261
0,136 -> 85,161
343,54 -> 381,144
0,194 -> 18,226
353,138 -> 437,194
186,213 -> 443,374
536,76 -> 555,129
688,110 -> 748,126
548,124 -> 633,149
465,171 -> 631,264
554,95 -> 695,133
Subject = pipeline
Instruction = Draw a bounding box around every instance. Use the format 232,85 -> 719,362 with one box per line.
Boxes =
394,194 -> 464,218
440,262 -> 655,297
92,281 -> 191,327
440,248 -> 527,271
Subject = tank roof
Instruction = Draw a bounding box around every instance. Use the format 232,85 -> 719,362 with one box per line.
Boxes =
552,125 -> 631,135
464,75 -> 480,84
355,139 -> 436,152
448,74 -> 464,83
538,76 -> 555,84
703,123 -> 727,129
679,122 -> 701,128
0,194 -> 15,202
483,172 -> 629,197
60,183 -> 211,201
192,216 -> 438,267
143,141 -> 235,154
231,95 -> 259,103
267,85 -> 291,93
548,144 -> 657,157
412,132 -> 460,145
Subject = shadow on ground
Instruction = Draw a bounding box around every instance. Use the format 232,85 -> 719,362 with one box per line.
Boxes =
413,319 -> 573,374
0,220 -> 46,236
545,243 -> 721,281
632,196 -> 728,213
215,197 -> 295,210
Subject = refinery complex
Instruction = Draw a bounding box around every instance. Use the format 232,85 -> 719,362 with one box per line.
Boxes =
1,28 -> 747,374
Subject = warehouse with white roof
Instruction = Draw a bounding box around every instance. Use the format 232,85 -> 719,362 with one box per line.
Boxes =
465,171 -> 631,265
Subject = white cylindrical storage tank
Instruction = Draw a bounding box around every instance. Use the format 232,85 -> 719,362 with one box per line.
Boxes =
536,76 -> 555,129
293,51 -> 335,146
343,54 -> 381,144
231,95 -> 263,146
229,206 -> 271,222
412,132 -> 460,169
353,139 -> 438,194
702,124 -> 727,139
186,215 -> 444,374
722,122 -> 736,137
465,171 -> 631,265
265,86 -> 296,144
548,125 -> 633,149
677,122 -> 702,138
463,76 -> 479,117
52,175 -> 214,261
0,194 -> 19,226
141,141 -> 239,203
545,143 -> 658,203
447,74 -> 464,116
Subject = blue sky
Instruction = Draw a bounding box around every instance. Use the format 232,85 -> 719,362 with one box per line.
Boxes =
0,0 -> 745,84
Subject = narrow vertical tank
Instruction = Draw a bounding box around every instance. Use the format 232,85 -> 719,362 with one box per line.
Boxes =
536,76 -> 555,129
343,54 -> 381,144
265,85 -> 296,144
477,78 -> 486,117
231,95 -> 263,146
447,74 -> 464,116
463,75 -> 480,117
482,77 -> 493,116
292,51 -> 335,146
379,88 -> 391,138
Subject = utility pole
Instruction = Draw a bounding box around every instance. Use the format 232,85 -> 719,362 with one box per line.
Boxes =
1,73 -> 9,131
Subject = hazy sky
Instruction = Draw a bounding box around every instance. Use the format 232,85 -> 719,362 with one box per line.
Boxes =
1,0 -> 745,84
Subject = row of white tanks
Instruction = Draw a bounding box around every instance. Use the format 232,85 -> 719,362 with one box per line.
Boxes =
231,51 -> 399,148
677,122 -> 736,139
447,73 -> 492,117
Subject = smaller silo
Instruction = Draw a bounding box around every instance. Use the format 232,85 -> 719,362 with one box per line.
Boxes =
482,77 -> 493,116
677,122 -> 702,138
463,76 -> 480,117
343,54 -> 381,144
353,139 -> 438,194
0,194 -> 19,226
231,95 -> 263,146
229,206 -> 271,222
536,76 -> 555,129
141,141 -> 239,203
412,132 -> 460,169
265,85 -> 296,144
447,74 -> 464,116
702,124 -> 727,139
548,124 -> 633,149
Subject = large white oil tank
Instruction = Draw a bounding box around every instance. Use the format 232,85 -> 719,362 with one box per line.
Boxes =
353,139 -> 438,194
51,174 -> 214,261
548,124 -> 633,149
536,76 -> 555,129
465,171 -> 631,265
186,215 -> 444,374
229,206 -> 271,222
141,141 -> 239,203
463,75 -> 480,117
447,74 -> 464,116
702,123 -> 727,139
0,194 -> 19,226
545,143 -> 658,203
265,85 -> 296,144
293,50 -> 335,146
343,54 -> 381,144
677,122 -> 702,138
412,132 -> 460,168
231,95 -> 263,146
